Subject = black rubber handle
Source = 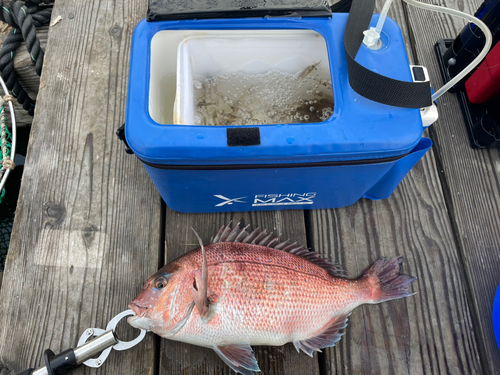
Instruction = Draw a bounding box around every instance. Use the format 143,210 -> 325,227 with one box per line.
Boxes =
44,348 -> 80,375
16,348 -> 80,375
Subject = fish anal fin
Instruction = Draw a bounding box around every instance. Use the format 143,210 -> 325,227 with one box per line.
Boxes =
293,312 -> 351,357
213,343 -> 261,375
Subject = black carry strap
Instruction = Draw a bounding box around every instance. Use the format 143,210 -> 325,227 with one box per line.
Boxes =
344,0 -> 432,108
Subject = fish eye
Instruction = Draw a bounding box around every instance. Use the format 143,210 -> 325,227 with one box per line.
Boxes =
154,276 -> 168,290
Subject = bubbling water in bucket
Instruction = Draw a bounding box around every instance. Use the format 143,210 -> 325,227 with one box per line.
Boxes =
192,62 -> 334,126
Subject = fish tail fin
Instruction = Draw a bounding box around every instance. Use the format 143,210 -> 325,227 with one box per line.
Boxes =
360,256 -> 416,304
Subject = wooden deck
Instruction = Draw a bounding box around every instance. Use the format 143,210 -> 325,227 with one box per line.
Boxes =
0,0 -> 499,374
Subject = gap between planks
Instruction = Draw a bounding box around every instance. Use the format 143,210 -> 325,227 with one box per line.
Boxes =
160,210 -> 319,375
427,122 -> 491,375
302,2 -> 482,374
399,4 -> 490,373
153,199 -> 168,375
403,0 -> 500,372
399,2 -> 489,374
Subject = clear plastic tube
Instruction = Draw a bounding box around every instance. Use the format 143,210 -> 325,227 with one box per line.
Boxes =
375,0 -> 396,35
363,0 -> 396,48
402,0 -> 493,101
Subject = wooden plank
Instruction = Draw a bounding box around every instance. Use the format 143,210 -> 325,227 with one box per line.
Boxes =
0,1 -> 161,374
309,149 -> 481,374
404,0 -> 500,372
308,1 -> 482,373
160,210 -> 320,375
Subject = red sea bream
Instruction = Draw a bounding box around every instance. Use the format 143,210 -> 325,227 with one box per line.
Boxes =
128,224 -> 416,375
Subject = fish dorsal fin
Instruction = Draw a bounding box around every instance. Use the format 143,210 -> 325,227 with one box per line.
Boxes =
212,223 -> 347,278
213,343 -> 260,375
191,228 -> 209,318
293,312 -> 351,357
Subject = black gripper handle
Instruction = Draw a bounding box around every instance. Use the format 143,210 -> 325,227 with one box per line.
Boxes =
44,348 -> 80,375
16,348 -> 80,375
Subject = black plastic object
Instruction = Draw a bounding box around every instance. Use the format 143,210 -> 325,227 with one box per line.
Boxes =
15,348 -> 80,375
435,39 -> 500,148
330,0 -> 353,13
147,0 -> 332,21
412,66 -> 426,82
116,124 -> 134,155
44,348 -> 79,375
227,128 -> 261,146
442,0 -> 500,89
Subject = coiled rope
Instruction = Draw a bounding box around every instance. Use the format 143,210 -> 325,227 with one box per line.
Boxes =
0,0 -> 53,115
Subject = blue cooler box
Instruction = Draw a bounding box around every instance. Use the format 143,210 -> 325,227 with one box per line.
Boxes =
124,11 -> 432,213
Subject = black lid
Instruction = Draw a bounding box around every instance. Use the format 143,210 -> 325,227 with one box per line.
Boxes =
147,0 -> 332,22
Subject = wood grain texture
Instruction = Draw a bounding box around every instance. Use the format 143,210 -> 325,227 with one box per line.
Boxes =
310,2 -> 482,372
0,1 -> 161,374
160,209 -> 320,375
404,0 -> 500,372
309,146 -> 481,374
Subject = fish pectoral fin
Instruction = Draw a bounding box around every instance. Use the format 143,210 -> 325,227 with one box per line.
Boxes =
213,343 -> 261,375
191,275 -> 209,318
293,312 -> 351,357
191,228 -> 210,318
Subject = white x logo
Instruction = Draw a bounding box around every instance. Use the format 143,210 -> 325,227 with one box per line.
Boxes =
214,195 -> 247,206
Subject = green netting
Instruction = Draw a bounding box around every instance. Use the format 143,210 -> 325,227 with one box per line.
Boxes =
1,106 -> 13,271
1,107 -> 12,205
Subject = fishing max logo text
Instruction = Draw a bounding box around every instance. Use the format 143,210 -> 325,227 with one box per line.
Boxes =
214,193 -> 317,207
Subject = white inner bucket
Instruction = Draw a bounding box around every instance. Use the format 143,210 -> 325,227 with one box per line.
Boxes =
149,30 -> 333,125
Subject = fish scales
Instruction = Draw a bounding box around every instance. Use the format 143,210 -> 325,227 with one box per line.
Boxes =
128,224 -> 416,375
175,243 -> 364,346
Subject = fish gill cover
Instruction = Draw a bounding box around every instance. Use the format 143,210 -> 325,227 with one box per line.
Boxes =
147,0 -> 332,21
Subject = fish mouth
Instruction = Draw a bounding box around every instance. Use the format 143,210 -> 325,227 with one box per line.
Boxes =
129,302 -> 148,317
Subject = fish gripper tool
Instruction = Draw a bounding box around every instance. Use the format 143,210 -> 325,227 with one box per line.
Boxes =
17,310 -> 147,375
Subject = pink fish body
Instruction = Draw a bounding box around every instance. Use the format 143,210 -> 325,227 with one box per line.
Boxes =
129,224 -> 415,375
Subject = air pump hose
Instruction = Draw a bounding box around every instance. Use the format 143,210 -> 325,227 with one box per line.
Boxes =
363,0 -> 396,48
371,0 -> 493,102
402,0 -> 492,101
374,0 -> 395,36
